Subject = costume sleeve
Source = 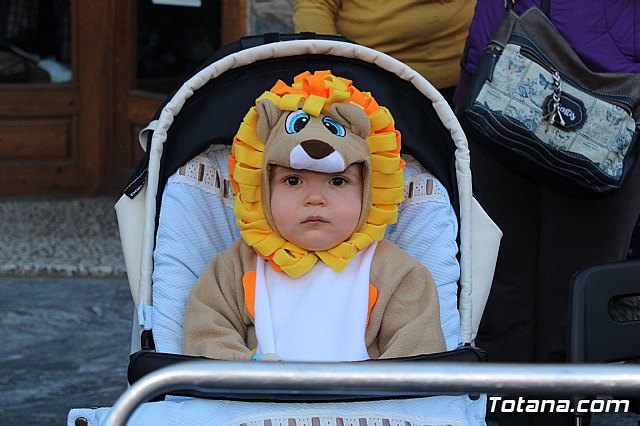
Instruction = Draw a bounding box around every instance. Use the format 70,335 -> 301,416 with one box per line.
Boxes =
182,251 -> 253,361
376,265 -> 446,359
293,0 -> 340,34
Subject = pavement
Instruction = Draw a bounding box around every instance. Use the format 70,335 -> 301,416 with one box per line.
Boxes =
1,196 -> 638,425
1,276 -> 131,425
0,197 -> 126,277
1,197 -> 130,425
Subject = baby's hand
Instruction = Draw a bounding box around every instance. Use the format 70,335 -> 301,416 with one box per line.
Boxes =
252,353 -> 283,362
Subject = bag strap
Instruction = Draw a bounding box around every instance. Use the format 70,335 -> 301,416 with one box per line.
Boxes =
540,0 -> 551,15
505,0 -> 551,16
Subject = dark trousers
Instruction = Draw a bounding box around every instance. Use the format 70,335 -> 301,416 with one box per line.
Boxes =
469,138 -> 640,425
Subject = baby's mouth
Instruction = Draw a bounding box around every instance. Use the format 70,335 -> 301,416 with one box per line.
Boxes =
302,216 -> 328,224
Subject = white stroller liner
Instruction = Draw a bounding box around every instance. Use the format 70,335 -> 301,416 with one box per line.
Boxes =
71,395 -> 486,426
69,38 -> 501,426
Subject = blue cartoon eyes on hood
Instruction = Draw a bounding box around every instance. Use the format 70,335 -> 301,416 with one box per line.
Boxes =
284,110 -> 346,137
285,110 -> 310,134
322,117 -> 346,136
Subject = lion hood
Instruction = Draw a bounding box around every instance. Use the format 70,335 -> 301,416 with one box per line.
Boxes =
229,70 -> 405,278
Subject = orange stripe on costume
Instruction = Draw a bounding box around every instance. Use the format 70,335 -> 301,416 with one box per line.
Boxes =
367,284 -> 378,326
242,271 -> 257,318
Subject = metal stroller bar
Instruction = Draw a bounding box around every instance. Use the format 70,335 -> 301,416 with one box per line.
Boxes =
104,361 -> 640,426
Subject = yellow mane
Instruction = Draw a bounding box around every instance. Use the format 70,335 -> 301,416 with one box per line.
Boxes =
229,70 -> 405,278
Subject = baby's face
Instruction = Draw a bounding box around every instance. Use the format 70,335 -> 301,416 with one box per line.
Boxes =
269,164 -> 363,252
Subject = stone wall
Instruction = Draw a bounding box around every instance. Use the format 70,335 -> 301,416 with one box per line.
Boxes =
247,0 -> 294,35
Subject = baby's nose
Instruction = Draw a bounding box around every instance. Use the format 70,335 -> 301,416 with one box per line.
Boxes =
305,194 -> 325,206
305,184 -> 326,205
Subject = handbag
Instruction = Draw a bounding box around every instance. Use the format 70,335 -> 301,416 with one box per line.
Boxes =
463,2 -> 640,195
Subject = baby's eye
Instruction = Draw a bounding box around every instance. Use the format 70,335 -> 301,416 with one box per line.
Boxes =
284,176 -> 301,186
322,117 -> 346,137
330,176 -> 347,187
285,110 -> 310,134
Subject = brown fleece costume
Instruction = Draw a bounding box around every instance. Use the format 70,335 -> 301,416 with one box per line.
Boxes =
184,239 -> 445,360
182,71 -> 445,360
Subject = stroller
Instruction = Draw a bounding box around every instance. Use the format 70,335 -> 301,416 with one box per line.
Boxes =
69,33 -> 502,425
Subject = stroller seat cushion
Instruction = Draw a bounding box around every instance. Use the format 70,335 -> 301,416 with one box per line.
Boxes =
68,394 -> 486,426
152,145 -> 460,354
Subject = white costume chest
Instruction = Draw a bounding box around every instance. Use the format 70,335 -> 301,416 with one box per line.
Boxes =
254,242 -> 378,361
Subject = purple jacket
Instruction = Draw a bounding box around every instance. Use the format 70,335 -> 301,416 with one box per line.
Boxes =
454,0 -> 640,106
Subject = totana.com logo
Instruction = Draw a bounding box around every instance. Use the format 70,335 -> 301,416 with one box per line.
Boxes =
488,397 -> 629,413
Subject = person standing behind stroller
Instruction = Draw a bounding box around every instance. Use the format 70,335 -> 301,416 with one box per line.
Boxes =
292,0 -> 476,104
454,0 -> 640,424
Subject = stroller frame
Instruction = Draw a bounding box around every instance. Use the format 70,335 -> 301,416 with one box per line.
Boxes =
66,34 -> 640,426
82,34 -> 508,426
104,361 -> 640,425
116,37 -> 500,352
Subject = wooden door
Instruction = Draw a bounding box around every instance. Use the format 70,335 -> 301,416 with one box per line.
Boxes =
0,0 -> 246,196
109,0 -> 246,194
0,1 -> 111,195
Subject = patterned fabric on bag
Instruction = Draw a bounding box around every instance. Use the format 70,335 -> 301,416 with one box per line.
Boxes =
474,43 -> 636,181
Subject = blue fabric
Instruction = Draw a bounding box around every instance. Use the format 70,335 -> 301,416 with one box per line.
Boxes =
69,395 -> 487,426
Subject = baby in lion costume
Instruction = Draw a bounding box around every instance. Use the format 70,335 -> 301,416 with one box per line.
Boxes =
183,70 -> 445,361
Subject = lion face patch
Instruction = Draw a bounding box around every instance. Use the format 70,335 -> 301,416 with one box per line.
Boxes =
257,99 -> 371,174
